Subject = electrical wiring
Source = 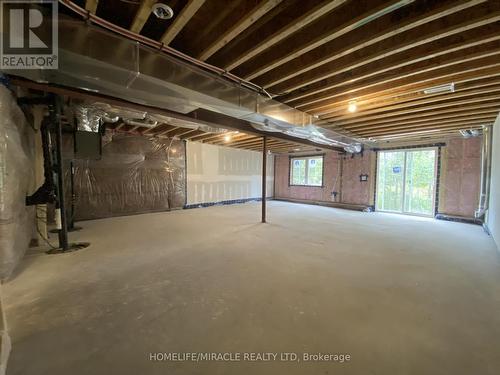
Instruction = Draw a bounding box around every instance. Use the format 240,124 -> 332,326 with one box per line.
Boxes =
35,207 -> 58,249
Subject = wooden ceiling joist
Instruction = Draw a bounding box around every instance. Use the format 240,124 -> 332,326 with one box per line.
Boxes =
233,0 -> 413,81
359,120 -> 490,137
197,0 -> 283,61
284,41 -> 500,109
262,2 -> 500,92
278,24 -> 500,103
321,77 -> 500,120
342,109 -> 500,132
129,0 -> 156,34
160,0 -> 206,45
27,2 -> 500,141
209,134 -> 255,145
326,86 -> 500,124
298,62 -> 500,117
313,67 -> 500,117
179,129 -> 206,140
356,115 -> 497,135
292,52 -> 500,112
217,0 -> 347,71
328,95 -> 500,127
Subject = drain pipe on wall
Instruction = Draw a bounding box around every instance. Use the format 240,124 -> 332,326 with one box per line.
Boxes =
475,125 -> 493,221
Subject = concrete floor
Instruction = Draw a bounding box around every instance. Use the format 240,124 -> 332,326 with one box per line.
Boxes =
3,201 -> 500,375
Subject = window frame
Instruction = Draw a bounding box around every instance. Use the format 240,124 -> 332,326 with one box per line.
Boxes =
289,154 -> 325,187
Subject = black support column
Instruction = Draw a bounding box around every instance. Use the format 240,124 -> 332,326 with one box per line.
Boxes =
261,136 -> 267,223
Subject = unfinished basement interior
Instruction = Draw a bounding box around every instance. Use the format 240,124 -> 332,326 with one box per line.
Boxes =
1,0 -> 500,374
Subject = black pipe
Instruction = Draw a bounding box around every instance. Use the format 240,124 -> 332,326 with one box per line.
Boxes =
51,96 -> 69,250
25,117 -> 56,206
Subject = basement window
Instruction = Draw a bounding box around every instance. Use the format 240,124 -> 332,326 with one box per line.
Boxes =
290,155 -> 324,187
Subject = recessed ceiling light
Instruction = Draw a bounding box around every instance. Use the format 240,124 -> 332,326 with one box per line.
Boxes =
348,102 -> 357,113
152,3 -> 174,19
224,134 -> 231,142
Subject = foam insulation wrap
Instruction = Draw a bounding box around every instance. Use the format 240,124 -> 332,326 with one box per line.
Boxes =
69,131 -> 185,220
0,86 -> 34,280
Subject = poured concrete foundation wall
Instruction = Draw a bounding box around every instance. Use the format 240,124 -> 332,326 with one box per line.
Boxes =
186,142 -> 274,205
439,137 -> 482,218
274,151 -> 375,206
487,114 -> 500,249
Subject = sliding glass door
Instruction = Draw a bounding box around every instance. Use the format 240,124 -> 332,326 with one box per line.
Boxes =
376,149 -> 437,216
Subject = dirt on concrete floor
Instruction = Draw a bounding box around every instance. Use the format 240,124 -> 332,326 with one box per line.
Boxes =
3,201 -> 500,375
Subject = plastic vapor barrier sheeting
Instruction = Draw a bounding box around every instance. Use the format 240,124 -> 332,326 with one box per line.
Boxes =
70,131 -> 186,220
0,86 -> 34,281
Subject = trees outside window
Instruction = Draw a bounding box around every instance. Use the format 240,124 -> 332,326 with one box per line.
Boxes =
290,156 -> 323,186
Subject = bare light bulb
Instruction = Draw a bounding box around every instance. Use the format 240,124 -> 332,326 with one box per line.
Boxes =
348,102 -> 357,113
224,134 -> 231,142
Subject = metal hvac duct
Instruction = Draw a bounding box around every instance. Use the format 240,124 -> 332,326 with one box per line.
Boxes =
2,9 -> 364,152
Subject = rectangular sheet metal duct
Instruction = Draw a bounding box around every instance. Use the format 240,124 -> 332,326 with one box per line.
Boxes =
1,9 -> 364,151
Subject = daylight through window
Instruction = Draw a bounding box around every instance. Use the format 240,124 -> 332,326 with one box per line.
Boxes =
290,155 -> 324,186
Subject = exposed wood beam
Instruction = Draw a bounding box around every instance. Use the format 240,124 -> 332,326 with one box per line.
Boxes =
342,109 -> 500,131
129,0 -> 156,34
237,0 -> 484,81
321,76 -> 500,119
180,129 -> 206,140
201,133 -> 249,144
297,56 -> 500,113
160,0 -> 206,45
367,130 -> 480,142
157,126 -> 179,136
327,96 -> 500,127
277,23 -> 500,102
221,0 -> 347,71
209,134 -> 256,145
262,2 -> 500,92
85,0 -> 99,14
354,115 -> 497,135
365,127 -> 484,140
358,119 -> 492,137
220,138 -> 264,147
190,133 -> 226,142
233,0 -> 412,80
283,41 -> 500,108
197,0 -> 284,61
327,85 -> 500,124
175,128 -> 199,138
314,67 -> 500,117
